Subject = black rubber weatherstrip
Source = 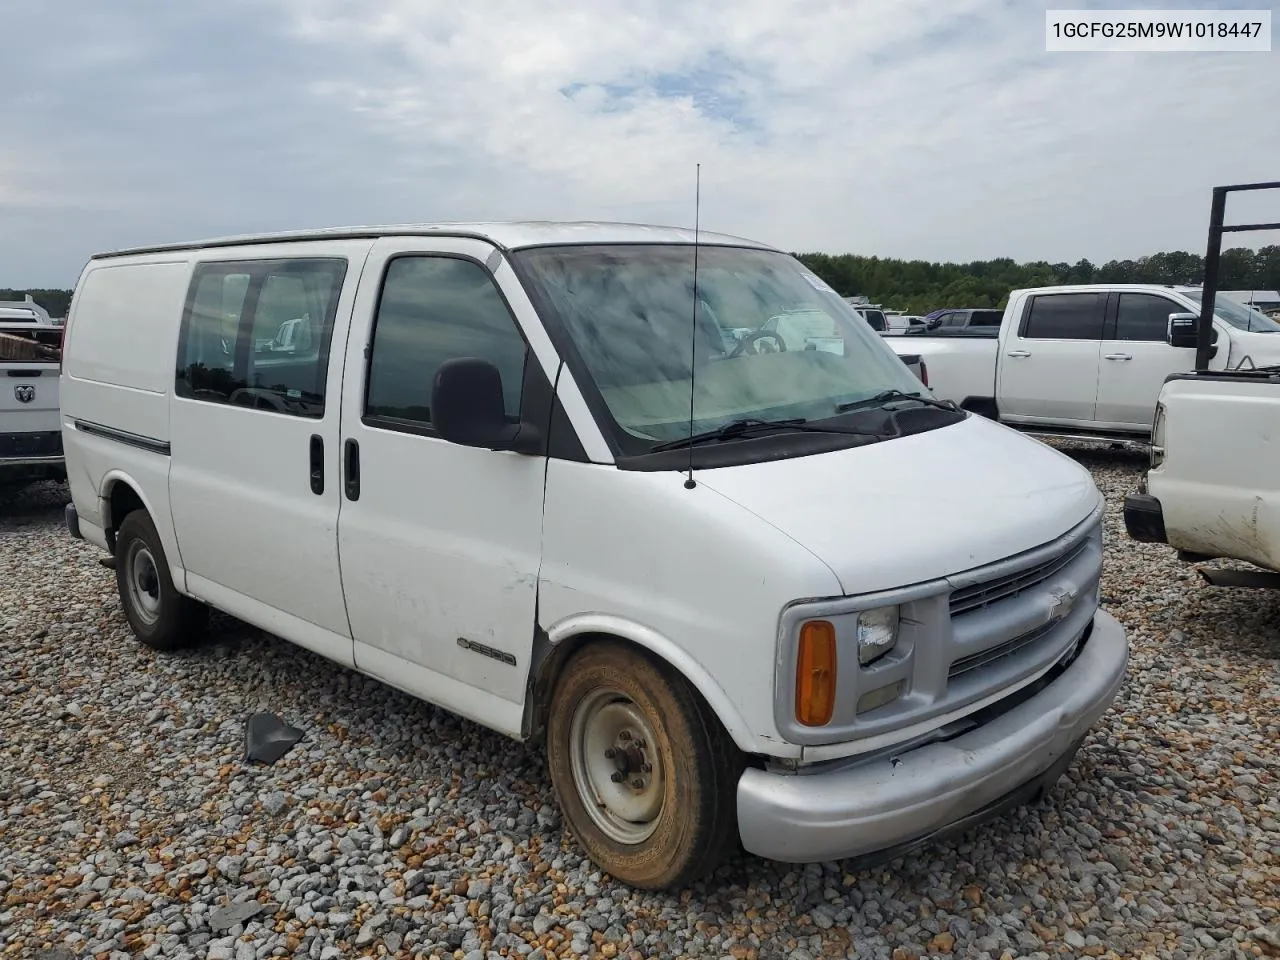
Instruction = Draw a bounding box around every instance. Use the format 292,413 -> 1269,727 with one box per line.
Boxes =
74,419 -> 172,456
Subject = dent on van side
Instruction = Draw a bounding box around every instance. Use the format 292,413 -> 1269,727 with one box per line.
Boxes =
60,222 -> 1129,890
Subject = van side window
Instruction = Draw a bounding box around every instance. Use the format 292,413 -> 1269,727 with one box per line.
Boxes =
1022,293 -> 1105,340
1115,293 -> 1180,342
176,258 -> 347,417
181,268 -> 250,388
365,256 -> 527,429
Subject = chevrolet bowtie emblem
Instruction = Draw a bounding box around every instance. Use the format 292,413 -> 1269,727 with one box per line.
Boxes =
1048,586 -> 1078,621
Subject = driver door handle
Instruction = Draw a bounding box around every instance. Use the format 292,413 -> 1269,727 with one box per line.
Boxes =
309,435 -> 324,496
1007,350 -> 1031,358
1104,353 -> 1132,361
344,438 -> 360,501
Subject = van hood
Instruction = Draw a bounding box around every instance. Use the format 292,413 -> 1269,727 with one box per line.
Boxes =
696,415 -> 1101,596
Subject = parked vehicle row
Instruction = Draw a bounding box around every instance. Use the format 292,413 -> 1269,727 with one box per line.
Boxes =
911,307 -> 1004,335
58,221 -> 1127,890
885,283 -> 1280,444
884,313 -> 927,335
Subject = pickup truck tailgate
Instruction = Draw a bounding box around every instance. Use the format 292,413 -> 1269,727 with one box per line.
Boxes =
1,364 -> 62,451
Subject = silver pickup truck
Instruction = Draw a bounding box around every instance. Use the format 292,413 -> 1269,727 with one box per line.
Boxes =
0,297 -> 65,488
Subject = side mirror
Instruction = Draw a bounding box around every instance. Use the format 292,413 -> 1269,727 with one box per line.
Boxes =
1167,313 -> 1200,349
431,357 -> 542,454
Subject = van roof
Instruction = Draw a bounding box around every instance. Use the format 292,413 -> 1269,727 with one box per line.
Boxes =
91,221 -> 776,260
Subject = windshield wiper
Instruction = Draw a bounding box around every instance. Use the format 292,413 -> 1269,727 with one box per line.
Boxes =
649,417 -> 887,452
836,389 -> 959,414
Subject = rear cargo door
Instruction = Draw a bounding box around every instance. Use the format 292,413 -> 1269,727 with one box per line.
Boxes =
167,241 -> 373,666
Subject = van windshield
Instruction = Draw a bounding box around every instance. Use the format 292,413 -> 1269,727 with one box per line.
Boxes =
512,244 -> 927,449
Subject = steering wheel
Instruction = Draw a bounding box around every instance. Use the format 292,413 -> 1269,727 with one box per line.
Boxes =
729,330 -> 788,358
228,388 -> 289,413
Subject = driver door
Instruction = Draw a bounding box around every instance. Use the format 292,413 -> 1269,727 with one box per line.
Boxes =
168,240 -> 373,665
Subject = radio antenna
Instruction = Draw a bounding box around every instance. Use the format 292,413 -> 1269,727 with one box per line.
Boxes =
684,163 -> 701,490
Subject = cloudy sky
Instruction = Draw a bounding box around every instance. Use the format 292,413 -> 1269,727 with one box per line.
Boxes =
2,0 -> 1278,286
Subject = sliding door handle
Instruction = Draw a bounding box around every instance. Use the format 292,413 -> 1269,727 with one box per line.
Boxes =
309,434 -> 324,495
344,438 -> 360,501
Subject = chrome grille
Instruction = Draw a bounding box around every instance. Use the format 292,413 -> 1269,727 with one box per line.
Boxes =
948,622 -> 1055,678
949,536 -> 1090,616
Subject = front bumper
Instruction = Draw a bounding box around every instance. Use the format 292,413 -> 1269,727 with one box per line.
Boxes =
1123,493 -> 1167,544
736,608 -> 1128,864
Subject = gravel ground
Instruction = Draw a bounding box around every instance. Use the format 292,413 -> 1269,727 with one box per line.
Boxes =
1,447 -> 1277,960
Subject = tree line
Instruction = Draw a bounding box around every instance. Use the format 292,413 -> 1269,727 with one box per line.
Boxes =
8,244 -> 1280,319
793,245 -> 1280,315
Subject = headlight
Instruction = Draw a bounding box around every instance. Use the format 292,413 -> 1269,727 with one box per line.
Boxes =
856,606 -> 900,665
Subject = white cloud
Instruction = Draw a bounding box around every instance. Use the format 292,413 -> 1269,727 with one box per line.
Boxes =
1,0 -> 1277,285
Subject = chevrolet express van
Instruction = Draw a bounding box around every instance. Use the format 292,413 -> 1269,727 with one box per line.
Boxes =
60,222 -> 1128,889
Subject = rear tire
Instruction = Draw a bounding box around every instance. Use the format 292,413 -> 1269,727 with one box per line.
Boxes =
115,510 -> 208,650
546,641 -> 743,890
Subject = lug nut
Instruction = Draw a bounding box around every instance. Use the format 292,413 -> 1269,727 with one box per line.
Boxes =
619,730 -> 632,741
640,762 -> 652,773
633,739 -> 645,749
604,747 -> 617,759
631,778 -> 645,789
610,772 -> 624,783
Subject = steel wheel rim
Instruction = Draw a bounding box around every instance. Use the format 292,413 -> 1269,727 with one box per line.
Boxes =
568,689 -> 665,845
125,542 -> 162,625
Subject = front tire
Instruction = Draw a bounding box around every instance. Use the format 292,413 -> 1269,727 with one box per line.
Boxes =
114,510 -> 208,650
546,641 -> 743,890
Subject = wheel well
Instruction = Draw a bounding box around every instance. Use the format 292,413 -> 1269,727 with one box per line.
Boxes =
523,630 -> 596,745
105,481 -> 146,552
523,631 -> 734,753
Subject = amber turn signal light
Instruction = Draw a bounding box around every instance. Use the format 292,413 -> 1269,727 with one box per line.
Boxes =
795,620 -> 837,726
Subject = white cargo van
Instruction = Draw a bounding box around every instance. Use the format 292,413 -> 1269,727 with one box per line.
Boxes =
60,222 -> 1128,889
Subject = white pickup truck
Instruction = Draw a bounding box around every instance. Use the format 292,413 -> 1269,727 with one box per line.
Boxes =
886,284 -> 1280,442
1125,366 -> 1280,587
1,297 -> 65,488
